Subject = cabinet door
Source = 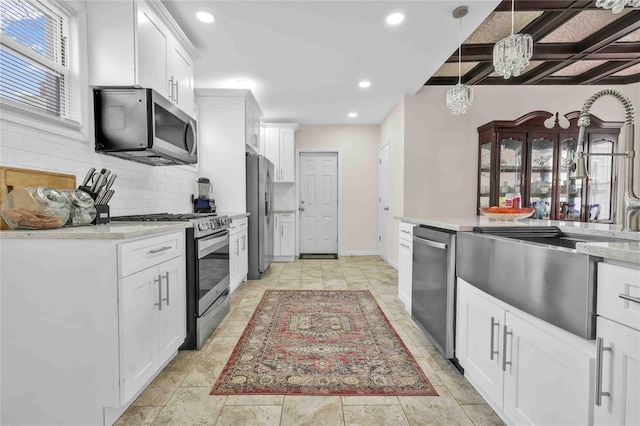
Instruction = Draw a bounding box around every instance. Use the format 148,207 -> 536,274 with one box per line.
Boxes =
157,257 -> 185,364
273,214 -> 282,256
528,135 -> 555,217
585,136 -> 616,223
229,232 -> 241,288
398,225 -> 413,313
478,141 -> 493,208
595,317 -> 640,426
279,128 -> 295,182
246,103 -> 254,149
240,229 -> 248,279
136,1 -> 169,98
119,266 -> 159,404
280,214 -> 294,256
264,128 -> 281,181
503,311 -> 593,426
456,280 -> 505,410
169,41 -> 193,116
497,132 -> 526,205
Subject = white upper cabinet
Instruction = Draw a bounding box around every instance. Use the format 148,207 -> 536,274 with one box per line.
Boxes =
87,0 -> 197,116
263,124 -> 298,183
245,99 -> 262,153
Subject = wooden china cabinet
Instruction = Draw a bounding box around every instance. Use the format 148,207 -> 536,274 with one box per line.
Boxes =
477,111 -> 622,223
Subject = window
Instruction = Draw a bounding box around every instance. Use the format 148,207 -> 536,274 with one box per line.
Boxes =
0,0 -> 80,124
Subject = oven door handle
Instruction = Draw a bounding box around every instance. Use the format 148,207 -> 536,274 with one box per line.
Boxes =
198,230 -> 229,258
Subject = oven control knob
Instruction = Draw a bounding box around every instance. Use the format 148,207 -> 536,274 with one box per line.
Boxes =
199,223 -> 208,231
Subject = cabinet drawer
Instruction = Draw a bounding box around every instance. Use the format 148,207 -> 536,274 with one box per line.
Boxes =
598,263 -> 640,331
118,232 -> 183,278
279,213 -> 293,223
399,222 -> 415,242
229,216 -> 248,235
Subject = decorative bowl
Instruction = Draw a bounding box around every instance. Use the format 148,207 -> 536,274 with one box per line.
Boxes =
479,207 -> 536,221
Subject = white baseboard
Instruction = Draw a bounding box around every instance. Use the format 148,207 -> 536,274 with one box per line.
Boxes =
339,251 -> 380,256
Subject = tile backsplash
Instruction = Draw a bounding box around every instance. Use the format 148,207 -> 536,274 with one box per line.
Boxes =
0,118 -> 200,216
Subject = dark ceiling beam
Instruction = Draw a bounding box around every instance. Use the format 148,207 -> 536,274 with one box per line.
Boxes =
446,43 -> 640,63
521,11 -> 640,85
493,1 -> 596,12
577,59 -> 640,85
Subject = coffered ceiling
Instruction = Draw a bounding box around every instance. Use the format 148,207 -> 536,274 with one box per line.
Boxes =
426,1 -> 640,86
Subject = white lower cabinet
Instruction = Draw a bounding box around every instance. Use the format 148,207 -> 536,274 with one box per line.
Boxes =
0,230 -> 185,426
398,222 -> 414,313
274,212 -> 295,261
594,262 -> 640,426
229,217 -> 249,292
119,256 -> 184,404
457,278 -> 595,426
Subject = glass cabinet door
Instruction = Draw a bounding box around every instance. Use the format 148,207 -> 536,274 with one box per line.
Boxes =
529,137 -> 554,219
587,138 -> 615,222
479,142 -> 492,208
559,137 -> 582,221
497,135 -> 524,206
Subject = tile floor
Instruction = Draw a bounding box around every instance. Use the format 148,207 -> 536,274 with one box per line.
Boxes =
115,256 -> 504,426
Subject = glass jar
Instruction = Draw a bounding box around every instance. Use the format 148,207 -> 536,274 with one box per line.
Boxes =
1,187 -> 70,230
62,189 -> 97,226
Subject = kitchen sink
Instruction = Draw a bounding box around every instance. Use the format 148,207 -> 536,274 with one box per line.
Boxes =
456,226 -> 623,340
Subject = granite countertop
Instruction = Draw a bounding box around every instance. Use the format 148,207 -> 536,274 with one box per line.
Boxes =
220,212 -> 250,219
0,222 -> 190,240
397,215 -> 640,265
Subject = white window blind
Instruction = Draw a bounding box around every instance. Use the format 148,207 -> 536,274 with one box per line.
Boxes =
0,0 -> 80,123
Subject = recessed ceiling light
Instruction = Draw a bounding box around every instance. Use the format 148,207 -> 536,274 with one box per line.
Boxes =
358,80 -> 371,88
196,11 -> 215,23
386,13 -> 404,25
348,112 -> 358,118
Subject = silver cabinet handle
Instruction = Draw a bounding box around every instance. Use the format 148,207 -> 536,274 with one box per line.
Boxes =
400,243 -> 410,248
619,293 -> 640,304
414,237 -> 447,250
502,325 -> 512,371
490,317 -> 499,360
154,274 -> 162,311
595,337 -> 612,406
149,246 -> 171,254
162,271 -> 170,306
168,77 -> 174,101
400,229 -> 411,234
275,215 -> 278,228
242,235 -> 246,251
174,80 -> 179,103
236,239 -> 240,256
281,223 -> 284,237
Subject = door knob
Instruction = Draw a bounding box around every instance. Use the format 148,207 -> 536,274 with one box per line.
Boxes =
384,207 -> 389,211
299,207 -> 305,211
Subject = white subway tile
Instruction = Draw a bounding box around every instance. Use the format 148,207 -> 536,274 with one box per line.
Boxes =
1,130 -> 24,149
9,149 -> 40,168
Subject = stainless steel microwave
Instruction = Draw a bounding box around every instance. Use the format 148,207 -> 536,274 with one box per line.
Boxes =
94,88 -> 197,166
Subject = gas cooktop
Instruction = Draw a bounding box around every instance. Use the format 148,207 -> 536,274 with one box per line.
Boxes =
111,213 -> 230,238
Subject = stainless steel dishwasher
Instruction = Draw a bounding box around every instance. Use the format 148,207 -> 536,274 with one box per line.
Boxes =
411,226 -> 457,358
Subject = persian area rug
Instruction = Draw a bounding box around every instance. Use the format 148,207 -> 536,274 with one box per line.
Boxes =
210,290 -> 438,396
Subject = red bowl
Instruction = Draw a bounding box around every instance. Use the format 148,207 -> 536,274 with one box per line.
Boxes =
479,207 -> 536,221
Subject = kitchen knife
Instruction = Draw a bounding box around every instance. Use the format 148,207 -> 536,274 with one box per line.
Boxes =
96,188 -> 107,204
81,167 -> 96,187
101,190 -> 114,205
90,174 -> 105,193
104,173 -> 117,191
100,168 -> 111,181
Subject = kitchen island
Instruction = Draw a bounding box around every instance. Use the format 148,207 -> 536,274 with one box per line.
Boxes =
396,215 -> 640,426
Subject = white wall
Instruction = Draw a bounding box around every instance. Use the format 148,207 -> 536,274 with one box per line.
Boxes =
0,118 -> 200,216
273,183 -> 296,210
295,125 -> 380,255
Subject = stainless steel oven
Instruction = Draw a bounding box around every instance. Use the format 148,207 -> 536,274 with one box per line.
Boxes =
192,227 -> 230,349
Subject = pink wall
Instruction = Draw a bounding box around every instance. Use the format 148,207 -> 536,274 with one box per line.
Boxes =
403,84 -> 640,219
296,125 -> 380,255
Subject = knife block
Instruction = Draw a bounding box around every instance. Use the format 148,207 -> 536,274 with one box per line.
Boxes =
78,186 -> 110,225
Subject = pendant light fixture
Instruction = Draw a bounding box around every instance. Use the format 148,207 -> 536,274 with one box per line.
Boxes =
595,0 -> 640,13
492,0 -> 533,79
446,5 -> 473,115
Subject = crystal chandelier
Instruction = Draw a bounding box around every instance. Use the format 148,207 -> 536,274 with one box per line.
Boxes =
446,6 -> 473,115
493,0 -> 533,79
595,0 -> 640,13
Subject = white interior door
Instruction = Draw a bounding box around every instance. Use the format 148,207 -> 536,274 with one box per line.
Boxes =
379,144 -> 390,261
299,152 -> 338,254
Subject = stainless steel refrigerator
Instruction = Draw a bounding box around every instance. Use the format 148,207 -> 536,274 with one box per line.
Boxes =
246,154 -> 274,279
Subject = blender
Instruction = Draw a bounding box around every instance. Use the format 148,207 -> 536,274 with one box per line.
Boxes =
193,177 -> 216,213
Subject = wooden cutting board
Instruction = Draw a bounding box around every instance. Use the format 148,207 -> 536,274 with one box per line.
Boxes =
0,166 -> 77,229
